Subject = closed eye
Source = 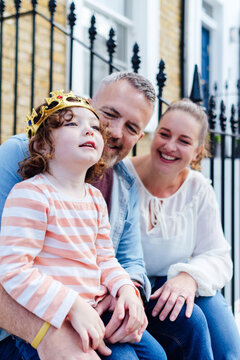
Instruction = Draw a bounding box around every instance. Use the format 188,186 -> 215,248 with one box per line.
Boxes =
159,132 -> 169,138
126,123 -> 138,135
102,111 -> 117,119
180,139 -> 191,145
92,125 -> 100,131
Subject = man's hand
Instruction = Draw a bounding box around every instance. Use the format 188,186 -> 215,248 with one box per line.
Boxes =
95,294 -> 117,316
150,272 -> 197,321
116,285 -> 147,335
96,290 -> 147,344
105,311 -> 142,344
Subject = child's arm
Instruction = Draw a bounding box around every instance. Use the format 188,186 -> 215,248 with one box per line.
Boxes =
68,296 -> 111,354
0,182 -> 78,328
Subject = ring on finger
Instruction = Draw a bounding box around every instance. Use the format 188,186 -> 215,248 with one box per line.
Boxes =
178,295 -> 186,300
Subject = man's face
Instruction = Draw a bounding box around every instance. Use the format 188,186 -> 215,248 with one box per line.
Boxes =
91,80 -> 154,166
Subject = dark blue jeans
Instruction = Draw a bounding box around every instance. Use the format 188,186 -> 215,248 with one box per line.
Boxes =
0,335 -> 24,360
146,277 -> 240,360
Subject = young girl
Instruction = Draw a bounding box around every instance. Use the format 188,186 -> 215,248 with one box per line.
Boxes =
124,99 -> 240,359
0,90 -> 165,360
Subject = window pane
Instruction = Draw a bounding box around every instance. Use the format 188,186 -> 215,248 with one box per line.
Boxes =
89,0 -> 130,17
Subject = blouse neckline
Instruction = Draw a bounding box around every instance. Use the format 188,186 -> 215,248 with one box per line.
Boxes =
125,158 -> 192,202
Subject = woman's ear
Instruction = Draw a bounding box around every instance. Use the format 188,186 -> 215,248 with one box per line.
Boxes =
192,144 -> 204,161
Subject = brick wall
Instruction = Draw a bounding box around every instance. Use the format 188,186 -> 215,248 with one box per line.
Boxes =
1,0 -> 66,142
159,0 -> 181,103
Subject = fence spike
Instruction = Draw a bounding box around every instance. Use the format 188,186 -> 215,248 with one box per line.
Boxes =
156,59 -> 167,98
230,104 -> 237,134
208,95 -> 217,130
89,15 -> 97,48
219,100 -> 226,132
68,2 -> 76,29
156,59 -> 167,119
131,43 -> 141,73
31,0 -> 38,9
48,0 -> 56,14
189,64 -> 203,103
106,28 -> 116,58
14,0 -> 22,12
237,79 -> 240,133
0,1 -> 5,17
107,28 -> 116,74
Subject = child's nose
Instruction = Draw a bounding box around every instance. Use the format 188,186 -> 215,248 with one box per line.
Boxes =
84,129 -> 94,136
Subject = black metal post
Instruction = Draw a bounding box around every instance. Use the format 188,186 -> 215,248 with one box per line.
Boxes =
106,28 -> 116,75
230,104 -> 237,314
131,42 -> 141,157
156,59 -> 167,121
219,100 -> 226,297
89,15 -> 97,98
31,0 -> 38,110
68,1 -> 76,90
208,95 -> 217,186
48,0 -> 56,93
219,100 -> 226,234
0,0 -> 5,143
13,0 -> 22,135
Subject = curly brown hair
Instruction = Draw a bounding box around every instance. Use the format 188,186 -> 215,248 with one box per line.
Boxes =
19,98 -> 107,183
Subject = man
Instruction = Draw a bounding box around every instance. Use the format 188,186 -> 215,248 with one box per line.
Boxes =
0,72 -> 155,360
0,72 -> 212,360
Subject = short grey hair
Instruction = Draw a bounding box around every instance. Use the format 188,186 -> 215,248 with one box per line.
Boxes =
100,71 -> 156,104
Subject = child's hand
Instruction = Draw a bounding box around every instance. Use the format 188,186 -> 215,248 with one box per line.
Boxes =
68,296 -> 107,353
116,285 -> 148,337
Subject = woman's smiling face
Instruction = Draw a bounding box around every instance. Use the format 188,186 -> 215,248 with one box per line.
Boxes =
151,109 -> 202,176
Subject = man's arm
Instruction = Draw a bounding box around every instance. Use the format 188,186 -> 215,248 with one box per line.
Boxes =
0,283 -> 110,359
0,134 -> 27,221
0,284 -> 43,343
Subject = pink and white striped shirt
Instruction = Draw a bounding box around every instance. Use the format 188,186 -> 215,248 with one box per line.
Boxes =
0,174 -> 133,328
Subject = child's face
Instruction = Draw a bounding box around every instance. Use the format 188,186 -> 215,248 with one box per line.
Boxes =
49,107 -> 104,172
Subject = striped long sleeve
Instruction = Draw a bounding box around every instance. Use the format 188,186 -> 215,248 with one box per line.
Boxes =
0,174 -> 133,328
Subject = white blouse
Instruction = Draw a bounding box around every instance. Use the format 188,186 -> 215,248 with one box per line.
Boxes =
124,158 -> 232,297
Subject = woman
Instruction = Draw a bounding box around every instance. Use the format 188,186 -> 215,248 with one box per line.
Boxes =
124,99 -> 240,359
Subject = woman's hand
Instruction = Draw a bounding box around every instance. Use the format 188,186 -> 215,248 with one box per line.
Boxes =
150,272 -> 198,321
115,285 -> 148,336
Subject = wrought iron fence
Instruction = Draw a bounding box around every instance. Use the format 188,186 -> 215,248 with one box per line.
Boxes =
0,0 -> 240,316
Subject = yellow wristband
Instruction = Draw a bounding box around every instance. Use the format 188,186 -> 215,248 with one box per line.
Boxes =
31,321 -> 50,349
